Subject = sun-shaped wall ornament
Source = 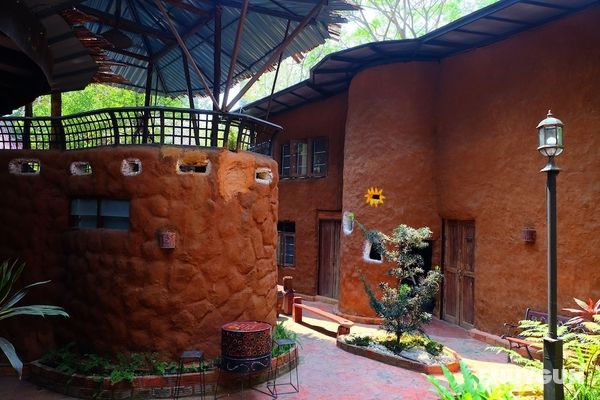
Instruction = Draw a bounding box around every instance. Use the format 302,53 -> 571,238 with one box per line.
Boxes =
365,187 -> 385,207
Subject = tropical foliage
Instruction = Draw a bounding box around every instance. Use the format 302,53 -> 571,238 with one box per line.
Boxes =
0,260 -> 68,377
40,345 -> 211,385
427,360 -> 515,400
492,298 -> 600,400
272,321 -> 301,357
356,221 -> 442,343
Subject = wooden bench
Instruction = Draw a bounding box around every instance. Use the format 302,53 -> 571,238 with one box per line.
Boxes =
292,297 -> 354,337
502,308 -> 570,360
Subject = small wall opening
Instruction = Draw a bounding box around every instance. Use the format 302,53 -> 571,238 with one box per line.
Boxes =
363,240 -> 383,264
255,168 -> 273,185
70,161 -> 92,176
178,160 -> 210,174
8,159 -> 40,175
121,159 -> 142,176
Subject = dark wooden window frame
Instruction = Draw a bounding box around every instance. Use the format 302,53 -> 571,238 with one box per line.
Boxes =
70,198 -> 130,230
280,137 -> 328,179
277,221 -> 295,267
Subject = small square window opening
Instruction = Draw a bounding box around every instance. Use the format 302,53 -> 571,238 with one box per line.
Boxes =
9,159 -> 40,175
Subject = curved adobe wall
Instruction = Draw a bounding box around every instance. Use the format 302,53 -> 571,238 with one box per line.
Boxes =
338,62 -> 440,318
0,146 -> 278,359
336,6 -> 600,332
435,7 -> 600,334
269,93 -> 347,295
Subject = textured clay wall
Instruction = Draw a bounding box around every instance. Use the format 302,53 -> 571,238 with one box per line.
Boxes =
435,7 -> 600,334
338,63 -> 441,318
0,146 -> 278,359
269,94 -> 347,295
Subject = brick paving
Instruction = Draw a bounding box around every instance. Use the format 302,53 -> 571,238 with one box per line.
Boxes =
0,300 -> 540,399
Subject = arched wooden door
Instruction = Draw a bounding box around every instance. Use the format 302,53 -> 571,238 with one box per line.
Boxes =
443,220 -> 475,329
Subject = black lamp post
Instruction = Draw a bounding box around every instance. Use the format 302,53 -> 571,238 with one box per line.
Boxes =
537,110 -> 564,400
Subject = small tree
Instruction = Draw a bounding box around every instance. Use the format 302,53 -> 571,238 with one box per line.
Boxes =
359,223 -> 442,343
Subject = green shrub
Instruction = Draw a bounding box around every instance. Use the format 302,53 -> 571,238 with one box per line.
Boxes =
353,222 -> 442,343
427,360 -> 515,400
345,335 -> 372,347
41,346 -> 214,383
272,321 -> 301,357
425,340 -> 444,356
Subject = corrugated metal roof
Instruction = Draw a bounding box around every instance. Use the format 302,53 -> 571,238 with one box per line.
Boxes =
241,0 -> 600,117
47,0 -> 359,97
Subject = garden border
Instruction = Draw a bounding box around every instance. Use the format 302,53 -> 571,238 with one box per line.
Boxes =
28,350 -> 297,399
336,335 -> 460,375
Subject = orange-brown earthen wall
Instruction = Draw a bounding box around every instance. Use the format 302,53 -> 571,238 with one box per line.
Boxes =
339,62 -> 441,318
0,146 -> 278,360
269,94 -> 347,295
434,7 -> 600,334
276,6 -> 600,334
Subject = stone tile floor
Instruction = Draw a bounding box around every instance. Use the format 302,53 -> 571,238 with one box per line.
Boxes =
0,300 -> 540,399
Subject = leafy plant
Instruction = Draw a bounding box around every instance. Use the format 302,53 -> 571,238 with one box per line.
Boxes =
427,360 -> 515,400
375,333 -> 443,356
0,260 -> 69,377
425,340 -> 444,356
345,335 -> 372,347
272,321 -> 301,357
355,221 -> 442,343
491,298 -> 600,399
563,298 -> 600,331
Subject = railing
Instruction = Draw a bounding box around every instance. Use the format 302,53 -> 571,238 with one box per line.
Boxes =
0,107 -> 281,155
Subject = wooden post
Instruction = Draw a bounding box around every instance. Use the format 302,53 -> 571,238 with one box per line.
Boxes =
226,0 -> 325,111
211,4 -> 222,147
213,4 -> 222,108
221,0 -> 249,111
292,296 -> 302,323
265,20 -> 290,120
141,62 -> 153,143
154,0 -> 220,110
50,92 -> 63,149
182,48 -> 200,145
283,276 -> 295,315
23,102 -> 32,149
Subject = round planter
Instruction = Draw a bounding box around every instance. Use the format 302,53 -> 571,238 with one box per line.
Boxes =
336,335 -> 460,374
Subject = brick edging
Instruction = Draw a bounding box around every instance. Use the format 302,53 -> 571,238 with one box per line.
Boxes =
336,336 -> 460,374
27,350 -> 297,399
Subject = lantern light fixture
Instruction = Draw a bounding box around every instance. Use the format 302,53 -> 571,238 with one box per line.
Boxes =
537,110 -> 564,158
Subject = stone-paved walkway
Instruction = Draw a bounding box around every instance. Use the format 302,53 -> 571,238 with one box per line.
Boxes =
0,301 -> 540,399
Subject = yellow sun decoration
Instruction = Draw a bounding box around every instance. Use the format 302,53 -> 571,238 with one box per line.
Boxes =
365,187 -> 385,207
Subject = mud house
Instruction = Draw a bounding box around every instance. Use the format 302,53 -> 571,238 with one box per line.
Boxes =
246,0 -> 600,334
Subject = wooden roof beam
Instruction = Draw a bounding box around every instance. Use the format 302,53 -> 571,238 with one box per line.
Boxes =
162,0 -> 209,16
152,16 -> 211,61
76,5 -> 175,43
226,0 -> 326,110
221,0 -> 249,110
155,0 -> 220,110
219,0 -> 322,24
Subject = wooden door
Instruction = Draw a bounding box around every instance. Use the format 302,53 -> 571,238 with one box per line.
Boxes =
443,220 -> 476,328
318,219 -> 341,299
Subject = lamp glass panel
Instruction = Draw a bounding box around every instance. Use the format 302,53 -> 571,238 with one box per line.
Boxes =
557,126 -> 564,146
544,126 -> 557,145
538,127 -> 546,148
